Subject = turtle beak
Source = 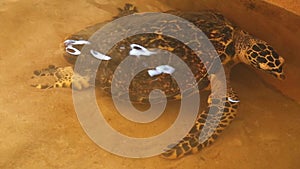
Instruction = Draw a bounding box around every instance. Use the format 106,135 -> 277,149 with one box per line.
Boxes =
278,73 -> 286,80
270,57 -> 285,80
270,69 -> 285,80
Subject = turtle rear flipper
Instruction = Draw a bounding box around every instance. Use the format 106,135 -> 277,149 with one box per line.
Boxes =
31,66 -> 91,90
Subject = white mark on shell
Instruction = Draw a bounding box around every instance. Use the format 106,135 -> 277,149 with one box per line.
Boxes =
64,39 -> 91,56
66,45 -> 81,56
129,44 -> 156,57
156,65 -> 175,75
148,70 -> 162,77
90,50 -> 112,61
148,65 -> 175,77
64,39 -> 91,46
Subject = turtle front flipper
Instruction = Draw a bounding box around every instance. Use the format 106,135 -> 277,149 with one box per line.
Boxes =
161,87 -> 239,159
31,65 -> 90,90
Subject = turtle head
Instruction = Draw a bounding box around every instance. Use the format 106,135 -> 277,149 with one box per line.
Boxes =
236,31 -> 285,80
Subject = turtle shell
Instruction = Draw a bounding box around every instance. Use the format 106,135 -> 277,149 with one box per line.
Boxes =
64,11 -> 236,103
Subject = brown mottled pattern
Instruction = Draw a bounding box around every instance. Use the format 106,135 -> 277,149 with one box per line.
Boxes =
97,33 -> 208,103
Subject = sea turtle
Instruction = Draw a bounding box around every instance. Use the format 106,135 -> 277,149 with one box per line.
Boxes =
31,3 -> 285,159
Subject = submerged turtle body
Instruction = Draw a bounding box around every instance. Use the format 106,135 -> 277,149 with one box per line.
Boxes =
32,4 -> 285,159
96,11 -> 234,103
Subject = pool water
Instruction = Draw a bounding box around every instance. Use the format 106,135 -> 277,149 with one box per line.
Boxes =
0,0 -> 299,169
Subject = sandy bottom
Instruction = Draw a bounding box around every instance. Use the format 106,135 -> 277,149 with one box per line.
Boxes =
0,0 -> 300,169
